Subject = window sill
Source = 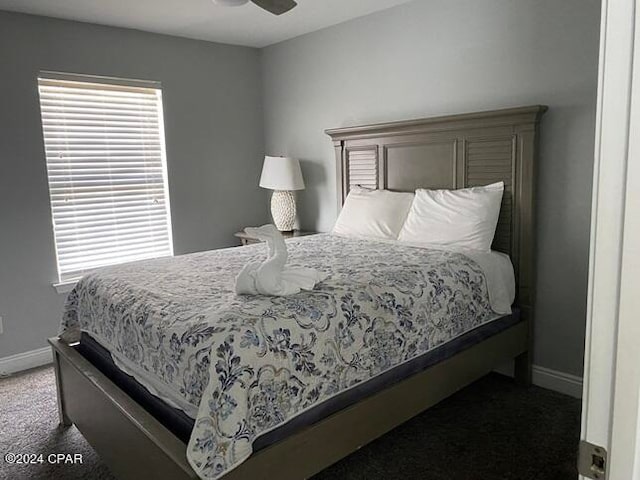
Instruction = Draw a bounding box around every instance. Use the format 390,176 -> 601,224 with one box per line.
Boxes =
53,281 -> 77,295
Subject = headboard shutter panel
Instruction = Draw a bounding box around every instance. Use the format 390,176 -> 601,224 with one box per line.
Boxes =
346,147 -> 378,190
464,136 -> 516,254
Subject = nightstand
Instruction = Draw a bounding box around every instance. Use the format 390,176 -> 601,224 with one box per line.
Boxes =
234,230 -> 317,246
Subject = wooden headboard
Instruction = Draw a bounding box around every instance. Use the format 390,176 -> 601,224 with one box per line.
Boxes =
325,105 -> 547,322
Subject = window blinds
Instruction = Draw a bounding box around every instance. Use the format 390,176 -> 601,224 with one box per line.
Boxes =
38,76 -> 174,284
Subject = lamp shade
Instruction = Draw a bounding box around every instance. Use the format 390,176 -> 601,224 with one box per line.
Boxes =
259,156 -> 305,191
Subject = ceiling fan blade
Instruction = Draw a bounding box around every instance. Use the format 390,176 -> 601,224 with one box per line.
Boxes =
251,0 -> 297,15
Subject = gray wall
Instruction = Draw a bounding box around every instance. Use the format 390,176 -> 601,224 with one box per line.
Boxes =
262,0 -> 600,376
0,11 -> 267,358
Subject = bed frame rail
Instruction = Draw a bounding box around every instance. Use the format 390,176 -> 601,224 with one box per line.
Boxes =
49,337 -> 197,480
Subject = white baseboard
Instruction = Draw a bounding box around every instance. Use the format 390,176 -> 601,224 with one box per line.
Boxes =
0,346 -> 53,376
531,365 -> 583,398
495,362 -> 583,398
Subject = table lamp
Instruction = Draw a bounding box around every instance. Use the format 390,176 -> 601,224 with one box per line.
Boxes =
259,156 -> 305,232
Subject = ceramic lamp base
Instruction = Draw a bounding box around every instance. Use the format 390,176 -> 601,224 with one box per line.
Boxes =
270,190 -> 297,231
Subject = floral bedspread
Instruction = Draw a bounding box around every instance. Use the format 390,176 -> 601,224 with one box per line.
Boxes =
60,234 -> 497,479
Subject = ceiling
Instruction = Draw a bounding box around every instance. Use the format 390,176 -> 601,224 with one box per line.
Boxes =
0,0 -> 416,48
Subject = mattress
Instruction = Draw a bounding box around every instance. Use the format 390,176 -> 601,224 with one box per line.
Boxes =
60,233 -> 516,479
77,310 -> 520,447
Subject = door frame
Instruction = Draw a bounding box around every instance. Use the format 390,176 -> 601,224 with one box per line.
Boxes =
606,0 -> 640,475
580,0 -> 640,478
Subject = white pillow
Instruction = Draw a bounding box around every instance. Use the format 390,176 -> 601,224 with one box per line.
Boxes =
398,182 -> 504,251
333,187 -> 414,240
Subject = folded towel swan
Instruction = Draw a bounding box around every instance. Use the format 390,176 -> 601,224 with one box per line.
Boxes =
235,224 -> 328,296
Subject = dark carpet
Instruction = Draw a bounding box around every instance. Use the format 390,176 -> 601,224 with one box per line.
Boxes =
0,366 -> 580,480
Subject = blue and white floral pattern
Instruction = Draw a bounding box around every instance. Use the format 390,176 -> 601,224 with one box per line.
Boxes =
60,234 -> 496,479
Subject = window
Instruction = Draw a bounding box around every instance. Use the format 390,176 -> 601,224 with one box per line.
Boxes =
38,74 -> 173,284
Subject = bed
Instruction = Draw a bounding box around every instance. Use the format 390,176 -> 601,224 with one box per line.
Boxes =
49,105 -> 547,480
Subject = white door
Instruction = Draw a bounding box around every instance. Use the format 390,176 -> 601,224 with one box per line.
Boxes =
580,0 -> 640,478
